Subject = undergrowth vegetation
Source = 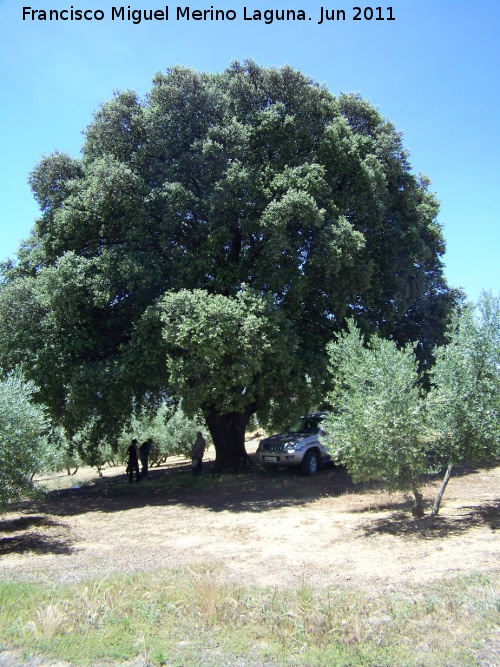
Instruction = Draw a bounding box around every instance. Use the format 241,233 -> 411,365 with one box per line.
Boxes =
1,567 -> 498,667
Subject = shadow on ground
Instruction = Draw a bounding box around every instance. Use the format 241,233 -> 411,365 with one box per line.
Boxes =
2,458 -> 498,558
361,499 -> 500,539
0,515 -> 74,556
18,457 -> 363,518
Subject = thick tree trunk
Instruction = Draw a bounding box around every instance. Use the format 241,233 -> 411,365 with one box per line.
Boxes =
203,407 -> 253,473
430,463 -> 453,517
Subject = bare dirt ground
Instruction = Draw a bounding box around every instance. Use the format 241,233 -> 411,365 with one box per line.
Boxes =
1,441 -> 499,591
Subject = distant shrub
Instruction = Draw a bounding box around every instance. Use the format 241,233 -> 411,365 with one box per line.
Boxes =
47,425 -> 83,474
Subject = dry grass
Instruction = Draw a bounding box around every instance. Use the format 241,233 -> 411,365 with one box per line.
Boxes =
25,603 -> 68,639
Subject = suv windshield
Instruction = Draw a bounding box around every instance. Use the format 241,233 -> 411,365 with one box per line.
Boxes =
287,417 -> 322,434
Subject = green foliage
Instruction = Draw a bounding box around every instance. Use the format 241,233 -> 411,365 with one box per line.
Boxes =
0,61 -> 457,468
325,295 -> 500,517
0,374 -> 54,507
324,321 -> 429,510
158,288 -> 304,420
70,419 -> 118,469
47,425 -> 83,474
119,402 -> 207,463
429,292 -> 500,466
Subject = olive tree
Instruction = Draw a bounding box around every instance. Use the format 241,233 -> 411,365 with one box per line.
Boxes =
325,295 -> 500,519
428,292 -> 500,515
324,321 -> 430,517
0,374 -> 54,508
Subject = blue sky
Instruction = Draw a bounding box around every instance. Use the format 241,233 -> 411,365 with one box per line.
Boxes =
1,0 -> 498,303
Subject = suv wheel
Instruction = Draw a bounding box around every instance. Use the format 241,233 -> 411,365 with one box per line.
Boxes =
301,450 -> 319,476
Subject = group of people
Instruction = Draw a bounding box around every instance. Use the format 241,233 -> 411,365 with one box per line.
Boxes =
126,438 -> 153,483
126,431 -> 206,482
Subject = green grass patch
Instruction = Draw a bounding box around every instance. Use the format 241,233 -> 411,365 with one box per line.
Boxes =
1,568 -> 498,667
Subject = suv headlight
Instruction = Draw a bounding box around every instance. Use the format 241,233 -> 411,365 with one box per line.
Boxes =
285,441 -> 304,452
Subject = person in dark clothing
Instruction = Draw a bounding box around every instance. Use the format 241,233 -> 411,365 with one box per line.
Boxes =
127,438 -> 140,483
191,431 -> 206,476
139,438 -> 153,479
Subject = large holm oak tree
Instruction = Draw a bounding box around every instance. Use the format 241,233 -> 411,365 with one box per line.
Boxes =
0,61 -> 458,470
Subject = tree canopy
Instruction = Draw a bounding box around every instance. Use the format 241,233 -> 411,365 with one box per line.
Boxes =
0,61 -> 458,470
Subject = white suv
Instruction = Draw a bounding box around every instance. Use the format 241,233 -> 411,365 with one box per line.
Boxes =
256,412 -> 330,476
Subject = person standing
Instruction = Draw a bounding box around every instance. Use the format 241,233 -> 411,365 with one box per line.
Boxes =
126,438 -> 140,483
191,431 -> 206,476
139,438 -> 153,479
